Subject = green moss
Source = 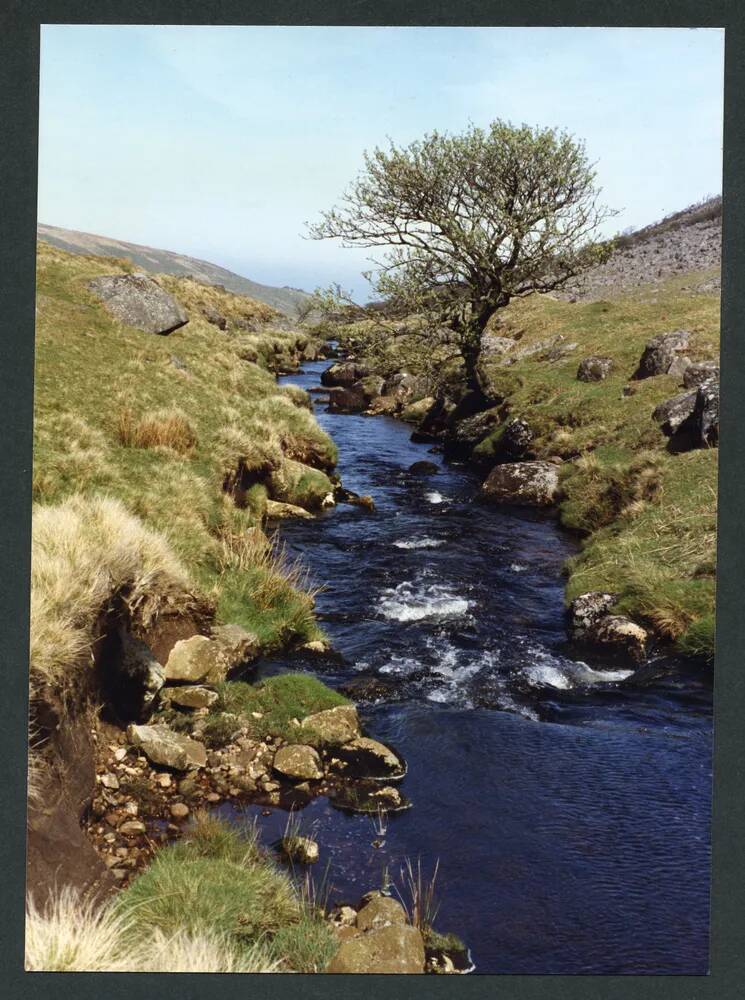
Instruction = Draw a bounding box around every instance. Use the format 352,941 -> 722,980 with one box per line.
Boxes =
213,674 -> 350,744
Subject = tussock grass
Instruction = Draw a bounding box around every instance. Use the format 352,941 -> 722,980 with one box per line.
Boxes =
25,885 -> 278,972
30,494 -> 197,700
114,812 -> 335,972
117,406 -> 197,454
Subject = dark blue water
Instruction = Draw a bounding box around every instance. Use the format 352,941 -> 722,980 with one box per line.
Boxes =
224,357 -> 713,974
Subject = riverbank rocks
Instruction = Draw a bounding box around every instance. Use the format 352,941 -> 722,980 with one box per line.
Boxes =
321,361 -> 369,387
356,896 -> 407,932
569,592 -> 647,662
443,407 -> 501,460
272,744 -> 324,781
633,330 -> 690,379
265,499 -> 315,520
331,737 -> 406,780
164,625 -> 258,684
300,704 -> 361,746
327,385 -> 367,413
480,461 -> 560,506
653,389 -> 698,436
105,630 -> 165,721
127,723 -> 207,770
88,274 -> 188,335
577,355 -> 614,381
327,924 -> 425,974
281,835 -> 319,864
166,685 -> 218,710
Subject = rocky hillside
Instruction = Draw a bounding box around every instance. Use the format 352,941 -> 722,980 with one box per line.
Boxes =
37,223 -> 312,317
563,197 -> 722,300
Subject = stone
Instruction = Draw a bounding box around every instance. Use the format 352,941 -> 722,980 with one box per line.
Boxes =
327,924 -> 425,974
105,630 -> 164,721
280,835 -> 320,864
443,408 -> 501,460
119,820 -> 146,836
692,376 -> 719,447
333,738 -> 406,780
568,592 -> 647,662
592,615 -> 648,662
201,304 -> 227,330
165,626 -> 258,684
633,330 -> 690,379
321,361 -> 369,387
170,803 -> 190,819
356,896 -> 408,932
99,773 -> 119,790
300,705 -> 361,747
167,685 -> 218,710
127,723 -> 207,771
408,460 -> 439,475
88,273 -> 188,335
652,390 -> 698,436
327,385 -> 367,413
265,499 -> 315,520
683,361 -> 720,389
272,744 -> 324,781
475,417 -> 533,464
569,592 -> 617,640
577,355 -> 614,381
329,905 -> 358,928
481,333 -> 516,355
480,461 -> 560,507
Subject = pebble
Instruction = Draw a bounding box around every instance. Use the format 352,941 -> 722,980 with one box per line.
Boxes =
111,869 -> 127,880
115,847 -> 129,858
104,812 -> 120,828
156,773 -> 172,789
113,748 -> 127,762
170,803 -> 190,819
228,787 -> 241,797
119,820 -> 146,836
99,773 -> 119,790
205,792 -> 221,803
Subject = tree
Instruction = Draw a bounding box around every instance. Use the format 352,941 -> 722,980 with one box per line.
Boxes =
309,121 -> 615,402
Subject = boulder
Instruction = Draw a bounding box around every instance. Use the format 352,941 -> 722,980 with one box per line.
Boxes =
475,417 -> 534,465
652,390 -> 698,436
577,356 -> 614,381
683,361 -> 720,389
327,924 -> 425,974
272,744 -> 324,781
321,361 -> 369,387
404,396 -> 439,429
280,835 -> 319,864
88,274 -> 188,335
332,737 -> 406,780
201,304 -> 227,330
367,395 -> 399,416
481,461 -> 560,507
693,376 -> 719,447
408,460 -> 439,475
127,723 -> 207,770
301,704 -> 361,746
165,626 -> 258,685
167,685 -> 218,710
265,499 -> 315,520
357,374 -> 386,404
443,408 -> 501,460
482,333 -> 516,355
568,592 -> 647,662
356,896 -> 407,932
633,330 -> 690,379
326,385 -> 367,413
104,630 -> 164,721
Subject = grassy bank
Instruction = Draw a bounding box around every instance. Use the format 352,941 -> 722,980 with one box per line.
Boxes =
27,813 -> 335,972
33,241 -> 336,657
333,269 -> 720,657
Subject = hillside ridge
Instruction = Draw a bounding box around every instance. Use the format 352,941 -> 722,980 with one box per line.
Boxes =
37,223 -> 311,317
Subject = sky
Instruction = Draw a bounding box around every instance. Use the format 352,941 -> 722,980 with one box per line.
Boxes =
38,25 -> 724,299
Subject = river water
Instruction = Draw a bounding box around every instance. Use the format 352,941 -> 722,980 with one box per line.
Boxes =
224,356 -> 713,974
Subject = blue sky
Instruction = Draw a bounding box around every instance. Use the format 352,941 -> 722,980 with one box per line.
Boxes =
38,25 -> 724,299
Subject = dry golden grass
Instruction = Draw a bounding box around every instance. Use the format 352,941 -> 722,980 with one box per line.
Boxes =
30,493 -> 198,699
116,406 -> 197,454
25,887 -> 278,972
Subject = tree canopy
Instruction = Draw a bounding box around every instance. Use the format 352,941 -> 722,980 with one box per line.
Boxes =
309,120 -> 615,398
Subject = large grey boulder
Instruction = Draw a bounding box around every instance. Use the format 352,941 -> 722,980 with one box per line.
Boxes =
692,376 -> 719,447
164,626 -> 258,684
127,723 -> 207,770
331,737 -> 406,780
443,408 -> 501,460
326,385 -> 367,413
88,274 -> 188,335
654,377 -> 719,450
652,390 -> 698,436
568,592 -> 647,662
356,896 -> 408,932
301,704 -> 361,746
327,924 -> 425,974
481,461 -> 560,507
633,330 -> 690,379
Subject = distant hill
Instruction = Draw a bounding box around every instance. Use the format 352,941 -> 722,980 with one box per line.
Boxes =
37,224 -> 312,316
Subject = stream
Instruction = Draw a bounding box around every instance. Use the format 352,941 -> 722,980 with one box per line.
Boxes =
219,355 -> 712,974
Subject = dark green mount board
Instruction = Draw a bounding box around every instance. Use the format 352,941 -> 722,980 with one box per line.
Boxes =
1,2 -> 742,998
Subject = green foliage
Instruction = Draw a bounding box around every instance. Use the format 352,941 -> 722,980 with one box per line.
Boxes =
213,674 -> 350,744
